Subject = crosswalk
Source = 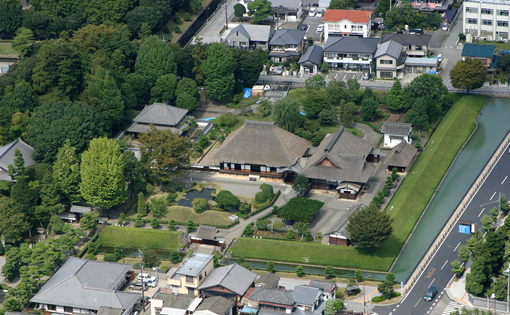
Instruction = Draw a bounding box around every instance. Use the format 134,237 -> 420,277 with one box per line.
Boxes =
441,301 -> 464,315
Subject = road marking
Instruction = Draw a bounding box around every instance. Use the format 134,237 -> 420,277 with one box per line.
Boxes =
502,176 -> 508,185
454,242 -> 461,251
415,299 -> 421,308
441,260 -> 448,270
353,289 -> 377,302
343,74 -> 347,80
478,208 -> 485,217
490,191 -> 497,200
335,74 -> 338,79
429,278 -> 435,287
326,75 -> 329,80
425,268 -> 436,278
396,304 -> 399,307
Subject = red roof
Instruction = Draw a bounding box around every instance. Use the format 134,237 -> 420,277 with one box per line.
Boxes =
323,9 -> 372,23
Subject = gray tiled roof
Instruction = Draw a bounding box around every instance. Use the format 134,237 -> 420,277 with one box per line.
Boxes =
256,273 -> 281,288
308,280 -> 335,292
292,286 -> 320,306
70,205 -> 92,214
270,0 -> 302,9
133,103 -> 188,126
213,120 -> 312,167
97,307 -> 124,315
270,30 -> 305,46
323,37 -> 379,54
381,122 -> 412,136
0,138 -> 36,174
298,45 -> 323,66
228,24 -> 272,42
176,253 -> 214,277
196,296 -> 233,315
381,34 -> 432,46
248,287 -> 295,306
153,292 -> 200,310
383,141 -> 417,168
374,40 -> 403,59
199,264 -> 257,296
196,225 -> 217,240
126,122 -> 186,135
30,257 -> 139,311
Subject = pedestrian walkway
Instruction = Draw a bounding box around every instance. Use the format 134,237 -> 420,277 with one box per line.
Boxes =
447,267 -> 473,307
442,301 -> 464,315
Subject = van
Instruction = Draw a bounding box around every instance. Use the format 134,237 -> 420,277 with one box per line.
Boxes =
309,8 -> 316,17
424,286 -> 437,301
130,282 -> 148,291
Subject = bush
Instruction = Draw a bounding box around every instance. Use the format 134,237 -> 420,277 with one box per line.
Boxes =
239,203 -> 251,214
146,183 -> 154,194
184,13 -> 191,21
255,192 -> 267,204
295,265 -> 305,277
216,190 -> 240,210
170,250 -> 180,263
167,192 -> 177,203
151,218 -> 161,229
260,183 -> 274,200
103,254 -> 117,262
240,262 -> 252,270
163,26 -> 170,34
192,198 -> 209,213
277,197 -> 324,222
372,296 -> 386,302
4,245 -> 12,253
174,25 -> 182,34
174,13 -> 182,24
355,269 -> 363,282
0,242 -> 4,255
85,254 -> 97,260
267,261 -> 275,273
217,112 -> 239,127
336,288 -> 345,299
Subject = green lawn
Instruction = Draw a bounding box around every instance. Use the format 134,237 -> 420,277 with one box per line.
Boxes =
98,226 -> 181,250
0,42 -> 16,56
230,95 -> 486,271
157,206 -> 234,225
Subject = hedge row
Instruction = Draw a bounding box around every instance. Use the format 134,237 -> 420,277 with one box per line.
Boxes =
251,190 -> 281,216
77,234 -> 101,258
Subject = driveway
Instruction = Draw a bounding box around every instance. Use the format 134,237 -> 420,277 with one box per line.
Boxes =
429,29 -> 447,49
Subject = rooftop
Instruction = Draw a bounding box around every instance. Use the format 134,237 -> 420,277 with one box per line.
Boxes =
175,253 -> 214,277
270,30 -> 306,46
292,286 -> 320,306
375,40 -> 404,59
381,122 -> 412,136
199,264 -> 257,296
462,43 -> 496,58
323,9 -> 372,23
381,33 -> 432,46
383,141 -> 418,168
0,138 -> 36,177
323,37 -> 379,54
308,280 -> 336,292
153,292 -> 202,310
227,24 -> 272,42
195,296 -> 233,315
256,273 -> 281,288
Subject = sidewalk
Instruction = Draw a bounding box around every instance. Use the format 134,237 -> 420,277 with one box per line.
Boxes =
447,267 -> 473,307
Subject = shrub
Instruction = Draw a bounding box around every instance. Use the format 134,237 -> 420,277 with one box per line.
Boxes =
168,219 -> 176,231
0,242 -> 4,255
217,112 -> 239,127
372,296 -> 386,302
135,217 -> 144,227
239,203 -> 251,214
355,269 -> 363,282
240,262 -> 252,270
255,192 -> 267,204
267,261 -> 275,273
163,26 -> 170,34
103,254 -> 117,262
174,26 -> 182,34
295,265 -> 305,277
187,220 -> 195,233
85,254 -> 97,260
216,190 -> 240,210
260,183 -> 274,200
170,250 -> 180,263
277,197 -> 324,222
336,288 -> 345,299
184,13 -> 191,21
244,224 -> 253,236
167,192 -> 177,203
146,183 -> 154,194
151,218 -> 161,229
192,198 -> 209,213
174,13 -> 181,24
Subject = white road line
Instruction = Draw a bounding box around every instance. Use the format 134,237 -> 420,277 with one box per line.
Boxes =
429,278 -> 435,287
335,74 -> 338,79
491,191 -> 497,200
343,74 -> 347,80
396,305 -> 399,308
454,242 -> 461,251
326,75 -> 329,80
441,260 -> 448,270
502,176 -> 508,185
478,208 -> 485,217
415,299 -> 421,308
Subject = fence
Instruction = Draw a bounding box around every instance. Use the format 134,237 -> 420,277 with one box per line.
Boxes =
402,120 -> 510,293
469,294 -> 510,313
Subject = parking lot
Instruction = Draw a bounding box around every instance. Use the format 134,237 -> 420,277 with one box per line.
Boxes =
300,2 -> 325,42
323,71 -> 364,81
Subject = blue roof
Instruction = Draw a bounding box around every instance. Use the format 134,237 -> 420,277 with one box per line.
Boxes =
491,55 -> 499,68
241,307 -> 259,314
462,44 -> 496,58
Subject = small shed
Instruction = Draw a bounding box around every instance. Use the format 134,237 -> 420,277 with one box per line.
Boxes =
252,85 -> 265,97
328,233 -> 349,246
381,122 -> 412,148
190,225 -> 226,247
255,273 -> 280,289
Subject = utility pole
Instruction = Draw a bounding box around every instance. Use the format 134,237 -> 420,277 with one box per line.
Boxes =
225,1 -> 228,30
139,250 -> 146,313
505,267 -> 510,313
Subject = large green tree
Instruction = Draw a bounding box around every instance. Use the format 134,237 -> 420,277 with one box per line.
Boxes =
292,174 -> 310,197
176,78 -> 200,101
0,0 -> 23,34
232,48 -> 264,87
385,3 -> 426,29
405,73 -> 450,122
386,79 -> 408,112
0,197 -> 30,244
247,0 -> 273,22
450,58 -> 487,93
328,0 -> 358,10
0,80 -> 38,112
346,204 -> 393,249
80,137 -> 126,209
135,35 -> 176,86
53,139 -> 82,203
272,97 -> 304,132
150,74 -> 178,103
203,43 -> 235,100
12,27 -> 34,58
27,101 -> 104,163
302,89 -> 331,119
138,124 -> 193,182
408,97 -> 429,130
360,97 -> 378,121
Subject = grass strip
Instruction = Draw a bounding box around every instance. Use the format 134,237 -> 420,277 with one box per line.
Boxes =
98,226 -> 181,251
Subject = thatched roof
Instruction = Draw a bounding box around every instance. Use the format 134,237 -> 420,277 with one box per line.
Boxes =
213,121 -> 312,167
383,141 -> 417,168
303,127 -> 374,183
196,225 -> 217,240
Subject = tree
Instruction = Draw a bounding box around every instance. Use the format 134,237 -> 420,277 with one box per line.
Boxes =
324,265 -> 335,279
278,198 -> 323,223
12,27 -> 33,58
192,198 -> 208,213
176,93 -> 198,111
346,204 -> 394,249
137,192 -> 147,216
267,261 -> 275,273
501,193 -> 509,215
386,80 -> 408,112
27,101 -> 104,163
481,214 -> 494,231
458,244 -> 470,262
247,0 -> 273,22
328,0 -> 358,9
451,260 -> 464,279
189,0 -> 202,12
149,197 -> 167,218
450,58 -> 487,93
7,149 -> 28,182
234,3 -> 246,19
273,98 -> 304,132
203,43 -> 235,100
125,6 -> 162,38
378,280 -> 395,300
0,80 -> 38,113
186,220 -> 195,233
405,73 -> 450,122
324,299 -> 335,315
53,140 -> 81,203
80,137 -> 126,209
150,74 -> 178,103
305,75 -> 327,90
151,218 -> 161,229
191,39 -> 208,85
0,197 -> 30,243
295,265 -> 305,277
170,250 -> 180,263
360,97 -> 378,121
216,190 -> 241,210
79,212 -> 99,232
138,125 -> 193,182
318,109 -> 337,125
334,300 -> 344,311
408,98 -> 429,130
176,78 -> 200,102
303,89 -> 331,119
385,3 -> 426,29
142,249 -> 158,267
232,49 -> 264,87
135,35 -> 177,86
292,174 -> 310,197
123,150 -> 147,197
0,0 -> 22,34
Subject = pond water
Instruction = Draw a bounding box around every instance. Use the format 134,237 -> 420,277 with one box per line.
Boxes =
99,246 -> 175,260
176,188 -> 215,208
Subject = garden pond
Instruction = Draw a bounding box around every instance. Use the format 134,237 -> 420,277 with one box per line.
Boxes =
176,188 -> 216,208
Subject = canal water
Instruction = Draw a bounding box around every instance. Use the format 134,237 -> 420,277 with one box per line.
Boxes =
391,98 -> 510,282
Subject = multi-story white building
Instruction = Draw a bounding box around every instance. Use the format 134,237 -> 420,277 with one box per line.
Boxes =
322,9 -> 372,42
463,0 -> 510,41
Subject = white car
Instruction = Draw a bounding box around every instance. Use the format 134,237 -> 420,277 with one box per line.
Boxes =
317,9 -> 325,17
308,8 -> 316,17
143,279 -> 158,288
137,273 -> 156,282
317,24 -> 324,33
442,22 -> 448,31
437,54 -> 444,63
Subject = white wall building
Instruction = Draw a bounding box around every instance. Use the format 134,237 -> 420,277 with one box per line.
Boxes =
322,9 -> 372,42
463,0 -> 510,41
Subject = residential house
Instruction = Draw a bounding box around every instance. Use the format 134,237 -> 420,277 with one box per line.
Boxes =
302,127 -> 376,198
307,281 -> 337,301
298,45 -> 323,74
242,287 -> 295,313
167,253 -> 215,296
461,43 -> 497,72
412,0 -> 452,12
269,30 -> 306,63
255,273 -> 281,289
226,24 -> 273,50
151,292 -> 202,315
31,257 -> 139,315
322,10 -> 372,42
189,225 -> 226,248
374,40 -> 405,79
0,138 -> 36,182
127,102 -> 189,137
381,122 -> 412,148
291,286 -> 321,312
322,36 -> 379,72
199,264 -> 257,307
404,57 -> 439,74
195,297 -> 234,315
383,140 -> 418,173
271,0 -> 303,21
463,0 -> 510,41
381,34 -> 432,58
212,120 -> 312,180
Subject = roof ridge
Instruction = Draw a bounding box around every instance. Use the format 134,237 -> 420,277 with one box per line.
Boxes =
358,37 -> 372,51
0,138 -> 19,159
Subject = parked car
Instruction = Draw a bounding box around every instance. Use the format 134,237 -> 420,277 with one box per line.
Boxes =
437,53 -> 444,63
130,282 -> 148,291
442,22 -> 448,31
300,24 -> 308,31
362,72 -> 370,80
142,279 -> 158,287
137,273 -> 156,282
424,286 -> 437,301
312,3 -> 319,6
317,24 -> 324,33
275,66 -> 284,75
308,8 -> 316,16
317,9 -> 325,17
409,28 -> 423,35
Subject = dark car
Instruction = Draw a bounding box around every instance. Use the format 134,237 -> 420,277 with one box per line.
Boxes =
312,3 -> 319,6
424,286 -> 437,301
409,28 -> 424,35
300,24 -> 308,31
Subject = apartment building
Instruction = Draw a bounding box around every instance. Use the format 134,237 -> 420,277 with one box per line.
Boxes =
322,9 -> 372,42
463,0 -> 510,41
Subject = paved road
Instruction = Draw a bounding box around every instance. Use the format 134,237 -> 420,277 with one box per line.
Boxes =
373,143 -> 510,315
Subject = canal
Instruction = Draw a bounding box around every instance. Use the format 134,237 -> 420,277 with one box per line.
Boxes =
177,0 -> 225,47
391,97 -> 510,282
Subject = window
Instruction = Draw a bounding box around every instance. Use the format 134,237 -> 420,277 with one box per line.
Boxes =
498,20 -> 509,27
380,71 -> 394,78
362,54 -> 371,60
288,44 -> 297,48
481,8 -> 493,14
466,7 -> 478,13
48,305 -> 57,311
350,54 -> 359,60
498,10 -> 509,16
186,276 -> 193,283
239,41 -> 247,46
482,19 -> 493,25
380,59 -> 393,64
415,45 -> 423,50
325,52 -> 335,58
344,25 -> 347,29
199,274 -> 203,281
64,307 -> 73,313
188,287 -> 195,295
467,18 -> 478,24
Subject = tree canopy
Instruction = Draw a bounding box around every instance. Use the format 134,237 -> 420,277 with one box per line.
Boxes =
277,197 -> 324,222
405,73 -> 451,123
203,43 -> 234,100
450,58 -> 487,92
273,97 -> 304,132
135,35 -> 177,86
346,204 -> 393,249
247,0 -> 273,22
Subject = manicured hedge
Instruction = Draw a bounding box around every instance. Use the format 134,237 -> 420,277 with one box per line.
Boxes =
277,197 -> 324,222
251,190 -> 281,215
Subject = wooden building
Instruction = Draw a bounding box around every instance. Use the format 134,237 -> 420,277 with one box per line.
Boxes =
383,140 -> 418,173
189,225 -> 226,248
